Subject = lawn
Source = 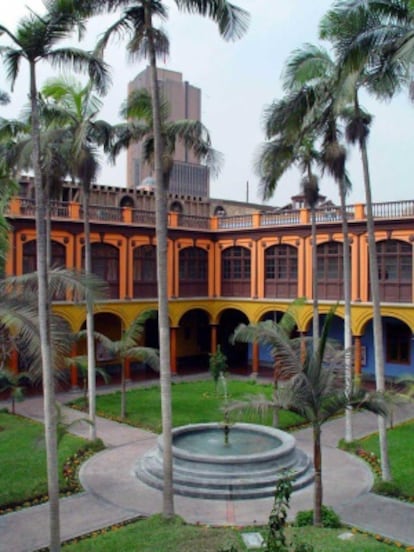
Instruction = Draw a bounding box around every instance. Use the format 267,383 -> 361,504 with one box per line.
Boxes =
62,514 -> 406,551
0,411 -> 88,507
356,420 -> 414,497
70,379 -> 304,433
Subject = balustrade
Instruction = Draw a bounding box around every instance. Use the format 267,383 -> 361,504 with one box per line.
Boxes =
6,196 -> 414,230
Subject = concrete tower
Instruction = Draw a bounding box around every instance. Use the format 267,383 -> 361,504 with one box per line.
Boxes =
127,67 -> 209,198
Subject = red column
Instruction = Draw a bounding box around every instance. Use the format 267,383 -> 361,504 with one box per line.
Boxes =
354,336 -> 362,379
210,325 -> 218,354
70,344 -> 78,388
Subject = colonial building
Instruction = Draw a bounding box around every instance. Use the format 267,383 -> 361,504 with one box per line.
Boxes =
5,178 -> 414,386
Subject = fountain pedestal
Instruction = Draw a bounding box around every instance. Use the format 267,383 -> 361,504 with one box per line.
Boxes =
135,423 -> 314,500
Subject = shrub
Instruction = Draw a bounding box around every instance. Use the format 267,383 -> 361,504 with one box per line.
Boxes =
373,479 -> 402,498
294,505 -> 341,528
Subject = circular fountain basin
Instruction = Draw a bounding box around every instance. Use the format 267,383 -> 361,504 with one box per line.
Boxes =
135,423 -> 314,500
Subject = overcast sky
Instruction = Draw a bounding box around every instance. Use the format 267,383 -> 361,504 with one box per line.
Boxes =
1,0 -> 412,207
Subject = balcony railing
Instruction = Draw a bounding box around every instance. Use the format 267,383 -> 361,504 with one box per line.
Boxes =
6,197 -> 414,231
261,210 -> 301,225
86,205 -> 123,222
371,200 -> 414,219
217,214 -> 253,229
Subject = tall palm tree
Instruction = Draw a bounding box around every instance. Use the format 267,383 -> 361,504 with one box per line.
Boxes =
0,6 -> 109,548
319,0 -> 404,480
282,43 -> 355,442
256,120 -> 321,351
52,0 -> 248,518
41,76 -> 112,441
232,307 -> 388,526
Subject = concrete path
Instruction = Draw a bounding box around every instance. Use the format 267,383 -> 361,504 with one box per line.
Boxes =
0,381 -> 414,551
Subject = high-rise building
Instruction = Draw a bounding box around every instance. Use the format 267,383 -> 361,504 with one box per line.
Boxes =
127,67 -> 210,198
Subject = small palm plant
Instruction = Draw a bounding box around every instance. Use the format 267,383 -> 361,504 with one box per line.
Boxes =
0,368 -> 31,414
230,306 -> 387,526
65,356 -> 110,407
77,310 -> 159,419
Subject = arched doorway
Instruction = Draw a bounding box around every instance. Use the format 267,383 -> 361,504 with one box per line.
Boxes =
177,309 -> 211,373
217,309 -> 249,372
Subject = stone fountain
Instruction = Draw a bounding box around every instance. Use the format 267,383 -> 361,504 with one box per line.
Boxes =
135,422 -> 313,500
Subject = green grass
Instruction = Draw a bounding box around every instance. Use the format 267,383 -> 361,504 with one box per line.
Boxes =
356,420 -> 414,497
70,379 -> 304,433
0,411 -> 87,507
62,514 -> 406,551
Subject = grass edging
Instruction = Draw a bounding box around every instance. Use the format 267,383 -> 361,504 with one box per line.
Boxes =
339,438 -> 414,504
0,438 -> 105,515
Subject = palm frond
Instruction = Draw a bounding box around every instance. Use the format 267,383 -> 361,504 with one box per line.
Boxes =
175,0 -> 249,41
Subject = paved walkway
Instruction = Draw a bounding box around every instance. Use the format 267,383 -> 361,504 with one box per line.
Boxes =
0,380 -> 414,551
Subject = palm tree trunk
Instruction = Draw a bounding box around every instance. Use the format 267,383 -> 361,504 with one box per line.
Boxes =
353,90 -> 390,480
30,60 -> 61,551
313,424 -> 322,527
145,5 -> 174,518
360,137 -> 391,480
311,207 -> 319,351
339,178 -> 353,442
46,192 -> 52,270
82,185 -> 96,441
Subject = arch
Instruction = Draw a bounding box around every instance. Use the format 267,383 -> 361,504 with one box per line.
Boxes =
170,200 -> 183,213
370,239 -> 412,302
119,195 -> 135,208
317,313 -> 345,346
179,246 -> 208,297
133,244 -> 157,298
217,308 -> 249,369
176,308 -> 211,372
214,205 -> 226,217
22,239 -> 66,274
360,316 -> 414,379
264,244 -> 298,299
221,245 -> 251,297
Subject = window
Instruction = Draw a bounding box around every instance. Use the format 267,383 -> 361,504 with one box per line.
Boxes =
221,246 -> 251,297
133,245 -> 157,298
222,247 -> 250,280
316,241 -> 345,300
373,240 -> 412,302
264,245 -> 298,299
84,243 -> 119,299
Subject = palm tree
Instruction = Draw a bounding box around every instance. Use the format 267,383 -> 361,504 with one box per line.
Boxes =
256,119 -> 321,350
231,307 -> 387,526
65,355 -> 110,405
281,43 -> 354,442
51,0 -> 248,518
0,368 -> 32,414
85,311 -> 159,418
41,76 -> 112,441
0,9 -> 108,545
319,0 -> 404,480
